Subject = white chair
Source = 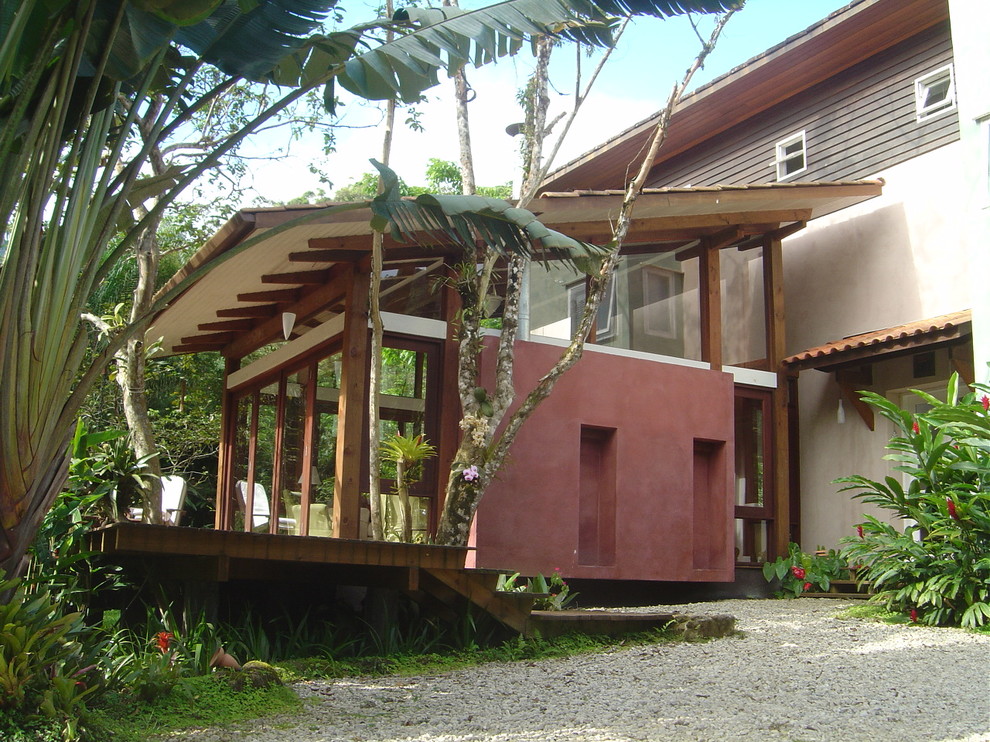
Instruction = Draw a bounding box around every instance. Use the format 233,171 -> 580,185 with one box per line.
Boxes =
129,474 -> 187,525
235,481 -> 294,533
160,475 -> 187,526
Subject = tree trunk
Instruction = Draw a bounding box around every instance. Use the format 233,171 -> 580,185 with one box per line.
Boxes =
435,11 -> 739,546
367,1 -> 397,542
0,451 -> 70,579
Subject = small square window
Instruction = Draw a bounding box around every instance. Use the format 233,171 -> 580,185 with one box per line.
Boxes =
775,131 -> 807,181
642,266 -> 680,338
568,278 -> 616,341
915,65 -> 955,121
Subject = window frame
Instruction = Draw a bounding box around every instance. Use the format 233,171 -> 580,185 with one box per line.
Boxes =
641,265 -> 680,339
774,130 -> 807,182
567,277 -> 617,341
914,64 -> 956,122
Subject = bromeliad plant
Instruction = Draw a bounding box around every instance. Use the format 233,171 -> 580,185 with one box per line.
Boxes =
762,543 -> 850,597
838,374 -> 990,628
497,568 -> 578,611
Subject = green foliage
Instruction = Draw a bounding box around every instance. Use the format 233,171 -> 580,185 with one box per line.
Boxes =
762,543 -> 850,598
87,672 -> 300,742
0,573 -> 99,740
497,569 -> 579,611
838,375 -> 990,628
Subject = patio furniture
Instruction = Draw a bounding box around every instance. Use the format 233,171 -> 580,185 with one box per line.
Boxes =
236,481 -> 294,533
129,474 -> 187,525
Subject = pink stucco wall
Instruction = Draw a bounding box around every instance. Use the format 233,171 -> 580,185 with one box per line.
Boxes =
471,338 -> 736,582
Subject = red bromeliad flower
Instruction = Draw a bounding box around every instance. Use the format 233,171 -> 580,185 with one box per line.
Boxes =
791,566 -> 806,580
947,498 -> 958,520
981,395 -> 989,412
803,582 -> 812,592
857,525 -> 864,539
155,631 -> 174,653
912,420 -> 920,434
910,608 -> 919,623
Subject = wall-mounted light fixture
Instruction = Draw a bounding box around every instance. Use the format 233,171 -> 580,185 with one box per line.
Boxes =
281,312 -> 296,340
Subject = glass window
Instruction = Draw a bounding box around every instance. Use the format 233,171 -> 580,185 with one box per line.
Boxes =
915,65 -> 955,121
567,278 -> 616,340
775,131 -> 807,181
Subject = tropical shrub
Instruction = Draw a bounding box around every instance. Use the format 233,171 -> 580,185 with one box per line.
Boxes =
497,569 -> 578,611
762,543 -> 850,597
838,375 -> 990,628
0,573 -> 100,740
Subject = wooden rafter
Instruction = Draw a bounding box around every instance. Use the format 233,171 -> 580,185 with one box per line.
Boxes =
236,288 -> 299,303
216,305 -> 277,319
261,269 -> 330,285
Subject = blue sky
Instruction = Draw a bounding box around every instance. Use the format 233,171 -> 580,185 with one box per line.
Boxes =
243,1 -> 850,202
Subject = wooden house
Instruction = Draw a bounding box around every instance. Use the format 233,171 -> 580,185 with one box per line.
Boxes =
114,0 -> 986,601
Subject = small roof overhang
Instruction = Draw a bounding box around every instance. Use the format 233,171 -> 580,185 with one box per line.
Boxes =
149,179 -> 882,358
782,309 -> 972,372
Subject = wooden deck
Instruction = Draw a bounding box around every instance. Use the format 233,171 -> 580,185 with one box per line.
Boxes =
88,523 -> 536,633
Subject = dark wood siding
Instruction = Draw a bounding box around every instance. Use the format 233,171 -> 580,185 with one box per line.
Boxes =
647,23 -> 959,188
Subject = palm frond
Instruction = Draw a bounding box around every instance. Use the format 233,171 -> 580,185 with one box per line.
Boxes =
335,0 -> 737,102
367,161 -> 609,270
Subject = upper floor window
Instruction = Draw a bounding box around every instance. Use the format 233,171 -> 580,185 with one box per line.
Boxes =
775,131 -> 807,181
915,65 -> 955,121
568,278 -> 616,341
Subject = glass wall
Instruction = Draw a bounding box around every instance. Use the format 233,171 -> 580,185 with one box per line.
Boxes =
227,338 -> 438,541
528,252 -> 702,360
720,247 -> 767,367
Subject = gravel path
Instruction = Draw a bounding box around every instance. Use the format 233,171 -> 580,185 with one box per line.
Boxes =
171,599 -> 990,742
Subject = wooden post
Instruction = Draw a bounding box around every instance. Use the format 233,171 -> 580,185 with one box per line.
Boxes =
763,234 -> 790,557
699,242 -> 722,371
215,356 -> 240,530
435,263 -> 463,532
334,260 -> 371,539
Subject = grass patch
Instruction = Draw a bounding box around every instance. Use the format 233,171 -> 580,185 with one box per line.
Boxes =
833,603 -> 905,622
86,672 -> 300,741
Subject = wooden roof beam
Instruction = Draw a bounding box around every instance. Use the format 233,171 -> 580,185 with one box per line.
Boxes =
216,305 -> 277,319
261,269 -> 331,285
225,263 -> 352,359
180,331 -> 235,346
675,226 -> 744,261
236,288 -> 299,303
172,342 -> 228,354
197,319 -> 257,332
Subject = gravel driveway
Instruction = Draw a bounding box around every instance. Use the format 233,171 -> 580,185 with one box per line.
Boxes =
174,599 -> 990,742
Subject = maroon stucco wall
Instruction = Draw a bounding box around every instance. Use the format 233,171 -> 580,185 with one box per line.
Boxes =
471,338 -> 736,582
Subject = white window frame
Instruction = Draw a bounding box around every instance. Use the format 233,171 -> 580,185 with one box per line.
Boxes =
642,266 -> 679,339
774,130 -> 807,181
567,278 -> 616,341
915,64 -> 956,121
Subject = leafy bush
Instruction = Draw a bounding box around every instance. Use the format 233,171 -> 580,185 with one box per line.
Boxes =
0,573 -> 100,740
762,543 -> 850,597
497,569 -> 578,610
838,375 -> 990,628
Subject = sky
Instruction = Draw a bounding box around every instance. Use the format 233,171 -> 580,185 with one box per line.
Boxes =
237,0 -> 851,203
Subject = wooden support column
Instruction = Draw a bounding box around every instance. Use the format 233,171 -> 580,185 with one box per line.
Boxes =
699,242 -> 722,370
435,262 -> 463,531
333,260 -> 371,539
763,235 -> 790,557
215,356 -> 240,530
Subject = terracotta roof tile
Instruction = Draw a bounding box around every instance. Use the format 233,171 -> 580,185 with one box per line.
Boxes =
783,310 -> 972,370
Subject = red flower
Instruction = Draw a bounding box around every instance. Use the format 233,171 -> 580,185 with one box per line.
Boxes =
912,420 -> 920,434
155,631 -> 174,653
947,498 -> 958,520
803,582 -> 812,592
857,525 -> 864,539
981,395 -> 989,412
910,608 -> 919,623
791,566 -> 806,580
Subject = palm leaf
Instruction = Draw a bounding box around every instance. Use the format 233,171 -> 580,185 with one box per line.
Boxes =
336,0 -> 738,102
